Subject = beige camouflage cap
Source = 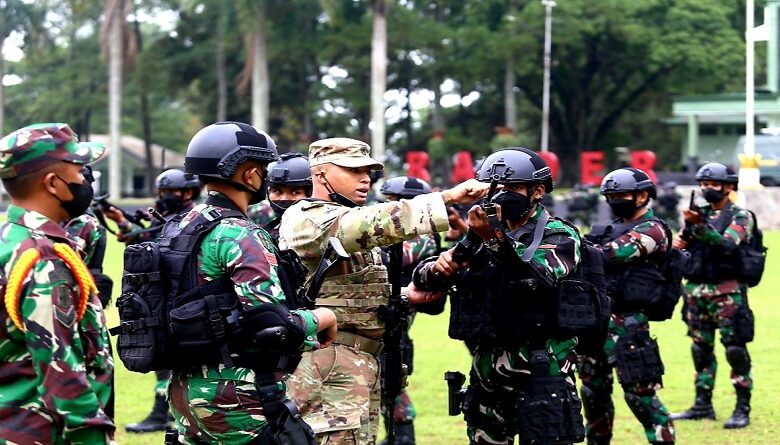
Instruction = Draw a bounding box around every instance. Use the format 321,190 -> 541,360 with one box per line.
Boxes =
308,137 -> 383,171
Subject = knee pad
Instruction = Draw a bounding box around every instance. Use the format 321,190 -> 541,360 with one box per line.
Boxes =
691,342 -> 714,372
624,392 -> 654,427
725,345 -> 751,375
581,383 -> 611,415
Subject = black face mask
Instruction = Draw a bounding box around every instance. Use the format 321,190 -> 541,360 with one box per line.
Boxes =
491,189 -> 532,223
702,187 -> 725,203
236,170 -> 268,205
270,199 -> 296,217
157,193 -> 184,214
54,175 -> 94,220
608,198 -> 637,219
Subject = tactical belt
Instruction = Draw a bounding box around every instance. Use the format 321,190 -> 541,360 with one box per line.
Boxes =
334,331 -> 384,355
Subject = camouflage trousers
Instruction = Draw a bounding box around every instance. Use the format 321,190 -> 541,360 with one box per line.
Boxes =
288,343 -> 380,445
382,389 -> 416,424
684,283 -> 753,390
466,339 -> 580,445
578,313 -> 675,444
156,369 -> 172,397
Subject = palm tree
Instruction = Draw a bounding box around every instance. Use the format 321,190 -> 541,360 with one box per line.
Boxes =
100,0 -> 136,197
370,0 -> 388,162
236,0 -> 269,131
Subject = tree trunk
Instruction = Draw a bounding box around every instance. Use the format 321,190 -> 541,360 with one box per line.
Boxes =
215,3 -> 227,121
133,15 -> 155,196
108,0 -> 124,198
370,0 -> 388,161
251,2 -> 269,130
0,33 -> 5,136
504,53 -> 517,133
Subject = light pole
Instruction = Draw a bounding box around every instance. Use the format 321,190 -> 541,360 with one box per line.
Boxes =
540,0 -> 556,153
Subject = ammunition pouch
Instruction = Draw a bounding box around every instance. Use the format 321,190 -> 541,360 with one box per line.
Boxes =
614,325 -> 664,387
723,304 -> 755,345
737,243 -> 766,288
514,375 -> 585,445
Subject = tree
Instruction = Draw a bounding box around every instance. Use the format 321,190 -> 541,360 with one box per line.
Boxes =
236,0 -> 270,131
370,0 -> 388,161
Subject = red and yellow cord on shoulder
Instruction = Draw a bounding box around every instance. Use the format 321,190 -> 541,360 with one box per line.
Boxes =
3,243 -> 98,332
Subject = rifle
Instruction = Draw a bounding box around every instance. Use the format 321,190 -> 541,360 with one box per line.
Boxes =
682,190 -> 701,239
378,241 -> 409,443
303,237 -> 350,309
452,176 -> 501,264
91,194 -> 151,234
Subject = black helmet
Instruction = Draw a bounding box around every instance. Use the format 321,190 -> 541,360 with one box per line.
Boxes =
380,176 -> 432,199
368,169 -> 384,186
185,121 -> 278,181
476,148 -> 554,192
695,162 -> 739,190
267,152 -> 312,189
600,168 -> 657,199
156,168 -> 200,190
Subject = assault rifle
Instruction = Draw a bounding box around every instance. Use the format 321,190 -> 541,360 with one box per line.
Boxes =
378,241 -> 409,442
681,190 -> 701,239
452,176 -> 501,264
91,194 -> 151,235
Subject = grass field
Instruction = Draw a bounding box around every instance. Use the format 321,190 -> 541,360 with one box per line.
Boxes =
103,232 -> 780,445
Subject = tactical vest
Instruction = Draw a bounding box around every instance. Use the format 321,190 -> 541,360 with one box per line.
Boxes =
587,216 -> 684,320
684,203 -> 756,284
448,213 -> 601,346
314,248 -> 391,339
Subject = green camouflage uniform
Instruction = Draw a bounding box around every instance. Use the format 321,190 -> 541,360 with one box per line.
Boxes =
247,199 -> 276,227
279,193 -> 449,445
681,204 -> 754,392
579,209 -> 675,444
0,123 -> 114,444
457,205 -> 582,445
168,192 -> 320,445
64,213 -> 105,265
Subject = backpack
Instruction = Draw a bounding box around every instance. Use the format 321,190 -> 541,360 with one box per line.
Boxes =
738,209 -> 766,287
111,196 -> 309,374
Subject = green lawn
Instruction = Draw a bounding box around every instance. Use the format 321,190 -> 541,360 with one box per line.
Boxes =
103,233 -> 780,445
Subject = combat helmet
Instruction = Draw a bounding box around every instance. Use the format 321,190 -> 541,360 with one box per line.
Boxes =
156,168 -> 201,190
695,162 -> 739,190
267,152 -> 312,190
476,147 -> 554,193
600,168 -> 657,199
380,176 -> 432,199
185,121 -> 278,181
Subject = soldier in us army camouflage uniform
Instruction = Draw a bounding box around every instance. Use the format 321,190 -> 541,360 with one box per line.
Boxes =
0,123 -> 115,444
671,163 -> 755,430
279,138 -> 489,445
580,168 -> 675,445
377,176 -> 443,445
413,148 -> 586,445
166,122 -> 338,445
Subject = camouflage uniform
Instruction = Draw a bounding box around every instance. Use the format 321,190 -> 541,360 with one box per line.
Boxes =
579,209 -> 675,444
458,205 -> 582,445
280,191 -> 449,445
681,204 -> 754,396
247,199 -> 276,227
168,192 -> 321,444
0,123 -> 114,444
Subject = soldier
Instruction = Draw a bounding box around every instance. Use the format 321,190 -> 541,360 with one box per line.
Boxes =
247,198 -> 276,226
579,168 -> 675,445
166,121 -> 338,444
0,123 -> 115,443
377,176 -> 442,445
279,137 -> 488,445
566,183 -> 599,228
671,163 -> 755,429
654,182 -> 682,231
262,151 -> 312,241
103,168 -> 201,245
412,148 -> 587,445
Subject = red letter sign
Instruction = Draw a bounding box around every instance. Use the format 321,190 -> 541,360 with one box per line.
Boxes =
580,151 -> 605,186
451,150 -> 475,183
406,151 -> 431,183
630,150 -> 657,184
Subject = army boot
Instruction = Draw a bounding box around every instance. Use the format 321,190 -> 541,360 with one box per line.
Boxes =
379,422 -> 415,445
723,388 -> 750,429
670,387 -> 715,421
126,394 -> 171,433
